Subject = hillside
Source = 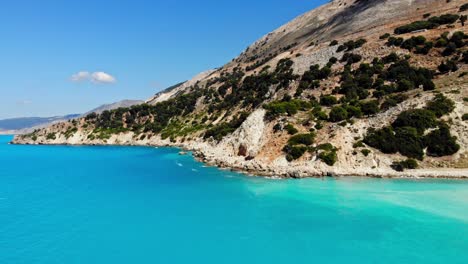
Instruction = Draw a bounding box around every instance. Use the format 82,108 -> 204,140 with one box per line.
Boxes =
13,0 -> 468,178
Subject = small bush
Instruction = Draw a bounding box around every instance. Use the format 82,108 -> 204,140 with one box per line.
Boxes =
329,106 -> 349,122
353,141 -> 365,148
386,37 -> 404,47
438,60 -> 458,73
283,145 -> 308,162
380,33 -> 391,39
46,133 -> 57,140
320,95 -> 338,106
392,159 -> 418,171
425,125 -> 460,157
288,133 -> 316,146
401,159 -> 419,169
341,53 -> 362,64
460,3 -> 468,12
364,127 -> 398,154
361,149 -> 371,157
426,94 -> 455,117
381,94 -> 409,110
264,99 -> 313,119
360,100 -> 380,116
285,124 -> 298,135
318,149 -> 338,166
462,114 -> 468,121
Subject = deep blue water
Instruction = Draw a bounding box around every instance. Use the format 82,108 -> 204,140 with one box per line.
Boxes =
0,135 -> 467,263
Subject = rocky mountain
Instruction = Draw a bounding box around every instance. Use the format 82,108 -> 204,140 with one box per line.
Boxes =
85,100 -> 143,115
13,0 -> 468,178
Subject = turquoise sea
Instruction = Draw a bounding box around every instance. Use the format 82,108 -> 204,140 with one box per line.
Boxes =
0,135 -> 467,263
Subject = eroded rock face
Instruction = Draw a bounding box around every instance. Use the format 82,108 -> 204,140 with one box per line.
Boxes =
238,144 -> 248,157
221,109 -> 267,158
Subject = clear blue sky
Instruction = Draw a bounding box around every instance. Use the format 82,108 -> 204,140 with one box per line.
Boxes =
0,0 -> 327,118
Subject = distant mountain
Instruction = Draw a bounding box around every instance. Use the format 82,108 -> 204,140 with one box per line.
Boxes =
85,100 -> 143,115
1,100 -> 143,134
0,114 -> 80,134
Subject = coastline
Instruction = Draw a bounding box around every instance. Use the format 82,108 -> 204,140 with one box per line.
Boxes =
11,138 -> 468,180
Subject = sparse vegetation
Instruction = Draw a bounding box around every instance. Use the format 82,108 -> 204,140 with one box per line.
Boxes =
392,159 -> 418,171
264,99 -> 314,120
46,133 -> 57,140
394,14 -> 460,34
283,133 -> 316,161
364,95 -> 459,161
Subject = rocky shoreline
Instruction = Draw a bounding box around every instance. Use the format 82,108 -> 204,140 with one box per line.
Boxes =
11,136 -> 468,180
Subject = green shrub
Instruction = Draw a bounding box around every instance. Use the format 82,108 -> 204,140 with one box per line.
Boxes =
401,159 -> 418,169
46,133 -> 56,140
380,33 -> 391,39
318,149 -> 338,166
320,95 -> 338,106
353,140 -> 365,148
288,133 -> 316,146
426,94 -> 455,117
392,109 -> 437,134
364,127 -> 398,154
329,57 -> 338,64
394,14 -> 459,35
315,122 -> 324,130
381,94 -> 409,110
392,159 -> 418,171
462,114 -> 468,121
428,14 -> 460,24
312,108 -> 328,121
425,125 -> 460,157
283,145 -> 308,162
317,143 -> 335,151
361,149 -> 371,157
341,53 -> 362,64
330,40 -> 338,46
460,3 -> 468,12
438,59 -> 458,73
394,20 -> 436,34
285,124 -> 299,135
386,37 -> 404,47
264,99 -> 313,119
395,127 -> 425,160
360,100 -> 380,116
329,106 -> 348,122
344,105 -> 363,118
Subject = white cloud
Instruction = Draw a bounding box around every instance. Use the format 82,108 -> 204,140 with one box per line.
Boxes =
71,71 -> 91,82
71,71 -> 116,84
91,72 -> 116,84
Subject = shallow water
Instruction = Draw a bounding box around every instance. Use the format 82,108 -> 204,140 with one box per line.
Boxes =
0,135 -> 467,263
